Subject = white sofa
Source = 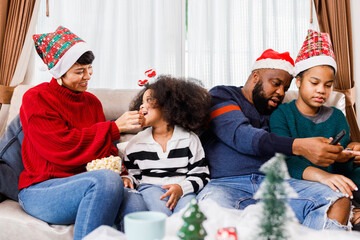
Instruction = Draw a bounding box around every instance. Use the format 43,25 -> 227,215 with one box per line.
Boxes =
0,85 -> 345,240
0,85 -> 140,240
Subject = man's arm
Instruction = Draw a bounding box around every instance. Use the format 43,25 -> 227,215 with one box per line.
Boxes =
209,86 -> 294,157
209,107 -> 293,159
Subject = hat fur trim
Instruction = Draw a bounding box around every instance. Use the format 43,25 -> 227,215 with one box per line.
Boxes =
294,55 -> 337,76
49,42 -> 91,78
252,59 -> 295,77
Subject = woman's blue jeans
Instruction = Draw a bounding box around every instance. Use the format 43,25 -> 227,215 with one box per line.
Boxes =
18,169 -> 147,240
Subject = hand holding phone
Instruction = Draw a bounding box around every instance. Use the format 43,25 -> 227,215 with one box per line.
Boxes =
330,129 -> 346,145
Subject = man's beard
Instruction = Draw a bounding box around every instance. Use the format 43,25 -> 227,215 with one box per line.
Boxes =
252,81 -> 277,115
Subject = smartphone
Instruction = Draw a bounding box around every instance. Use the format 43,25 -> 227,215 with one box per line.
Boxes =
329,129 -> 346,145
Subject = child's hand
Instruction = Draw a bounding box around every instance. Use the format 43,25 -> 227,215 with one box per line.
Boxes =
122,177 -> 134,189
318,172 -> 357,199
346,142 -> 360,165
160,184 -> 183,210
336,149 -> 355,163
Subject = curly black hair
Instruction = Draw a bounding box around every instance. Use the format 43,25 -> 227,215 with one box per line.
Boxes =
129,75 -> 211,133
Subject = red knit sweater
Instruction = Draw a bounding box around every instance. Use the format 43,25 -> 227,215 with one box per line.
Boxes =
19,78 -> 120,189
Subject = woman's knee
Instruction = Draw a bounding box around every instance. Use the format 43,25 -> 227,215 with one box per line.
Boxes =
120,188 -> 148,215
88,170 -> 124,195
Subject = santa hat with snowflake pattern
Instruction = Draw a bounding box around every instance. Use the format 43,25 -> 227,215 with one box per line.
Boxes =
295,29 -> 337,76
33,26 -> 92,78
251,49 -> 295,77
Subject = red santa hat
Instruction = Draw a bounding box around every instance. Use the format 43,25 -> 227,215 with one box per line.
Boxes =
33,26 -> 92,78
251,49 -> 295,77
295,29 -> 337,76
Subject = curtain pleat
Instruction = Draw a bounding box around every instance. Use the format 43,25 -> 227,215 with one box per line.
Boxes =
0,0 -> 9,60
313,0 -> 360,141
0,0 -> 35,108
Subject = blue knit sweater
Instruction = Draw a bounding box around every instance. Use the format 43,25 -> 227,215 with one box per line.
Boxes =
269,100 -> 352,180
201,85 -> 294,179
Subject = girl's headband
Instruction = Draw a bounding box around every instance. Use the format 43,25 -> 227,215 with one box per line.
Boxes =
138,68 -> 157,87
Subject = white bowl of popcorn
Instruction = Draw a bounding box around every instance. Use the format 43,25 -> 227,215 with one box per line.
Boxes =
86,155 -> 122,174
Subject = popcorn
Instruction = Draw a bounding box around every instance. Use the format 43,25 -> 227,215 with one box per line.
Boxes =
86,155 -> 122,174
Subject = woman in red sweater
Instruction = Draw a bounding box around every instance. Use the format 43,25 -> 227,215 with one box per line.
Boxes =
18,26 -> 145,240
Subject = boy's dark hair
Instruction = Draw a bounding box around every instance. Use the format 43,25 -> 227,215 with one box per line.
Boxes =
76,51 -> 95,65
130,75 -> 211,133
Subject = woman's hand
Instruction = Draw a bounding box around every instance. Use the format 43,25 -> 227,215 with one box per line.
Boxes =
122,177 -> 134,189
160,184 -> 183,210
317,172 -> 357,199
115,111 -> 144,133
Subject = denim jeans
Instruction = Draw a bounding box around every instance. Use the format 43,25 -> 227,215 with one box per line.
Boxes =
138,184 -> 195,216
115,186 -> 149,231
120,187 -> 149,216
197,174 -> 348,230
18,170 -> 139,240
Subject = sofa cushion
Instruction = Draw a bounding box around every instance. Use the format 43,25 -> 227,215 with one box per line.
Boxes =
0,114 -> 24,201
0,200 -> 73,240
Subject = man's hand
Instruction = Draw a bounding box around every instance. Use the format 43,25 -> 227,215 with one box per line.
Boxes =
293,137 -> 343,167
122,177 -> 134,189
160,184 -> 183,210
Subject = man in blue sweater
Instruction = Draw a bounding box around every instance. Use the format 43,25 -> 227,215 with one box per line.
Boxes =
197,49 -> 351,230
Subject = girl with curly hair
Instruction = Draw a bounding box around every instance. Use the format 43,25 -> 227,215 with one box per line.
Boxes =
122,75 -> 211,216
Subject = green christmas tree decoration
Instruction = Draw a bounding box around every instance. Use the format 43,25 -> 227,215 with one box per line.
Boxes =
177,198 -> 207,240
254,153 -> 298,240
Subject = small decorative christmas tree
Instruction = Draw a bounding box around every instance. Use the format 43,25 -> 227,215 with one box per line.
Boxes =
177,198 -> 207,240
254,153 -> 298,240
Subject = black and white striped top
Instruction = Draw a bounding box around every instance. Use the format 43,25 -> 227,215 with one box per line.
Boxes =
123,125 -> 210,196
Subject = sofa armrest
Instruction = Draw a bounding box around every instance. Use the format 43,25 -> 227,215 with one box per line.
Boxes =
0,200 -> 73,240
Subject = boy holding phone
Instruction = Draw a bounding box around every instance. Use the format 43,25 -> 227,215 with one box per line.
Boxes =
270,30 -> 360,229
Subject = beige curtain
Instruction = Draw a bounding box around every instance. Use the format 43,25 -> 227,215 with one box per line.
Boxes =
313,0 -> 360,141
0,0 -> 40,137
0,0 -> 9,59
0,0 -> 36,109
